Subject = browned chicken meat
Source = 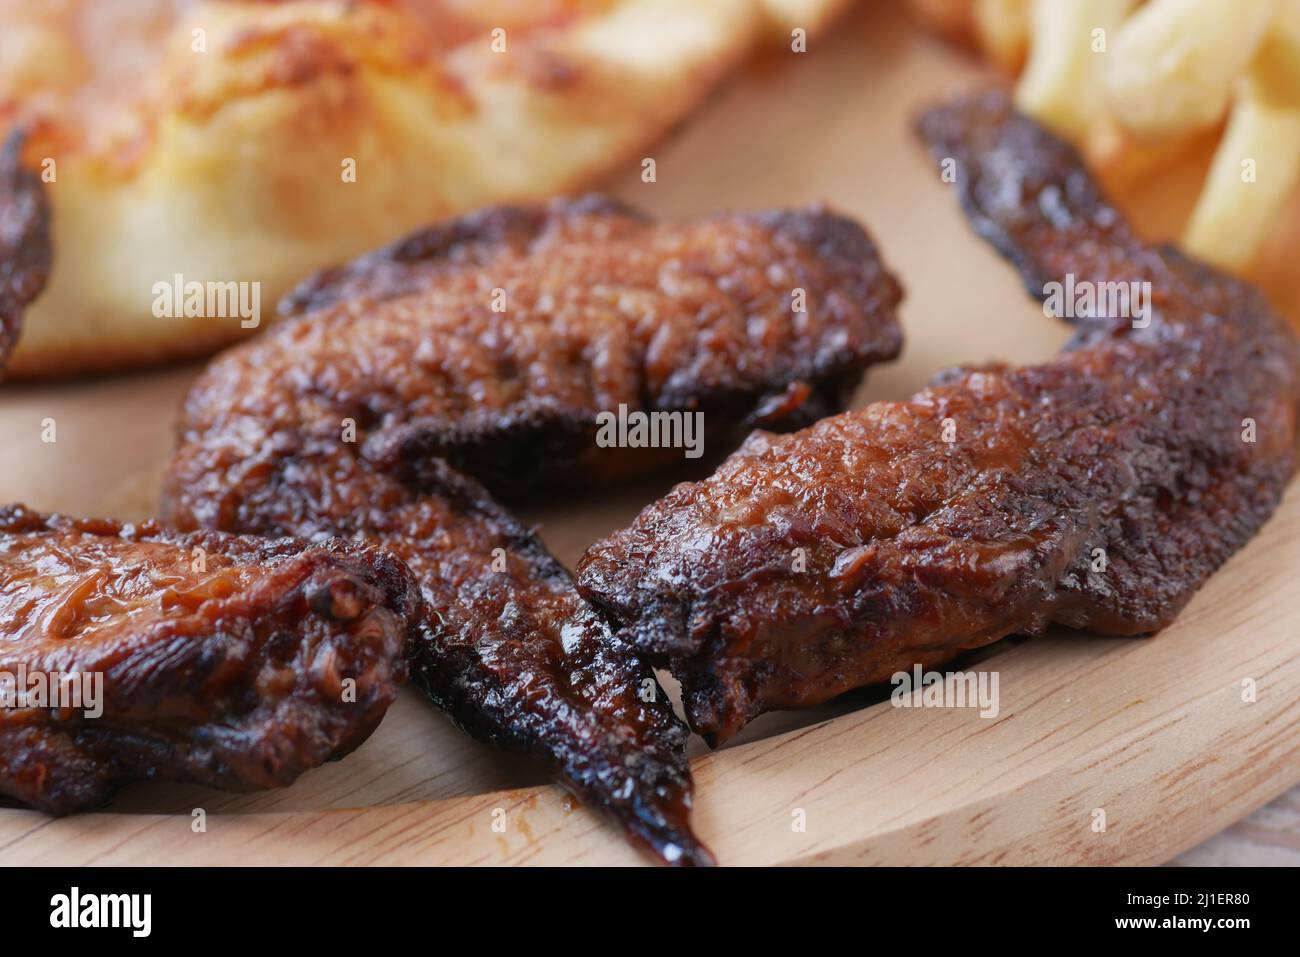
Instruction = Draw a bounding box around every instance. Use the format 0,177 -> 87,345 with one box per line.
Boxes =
273,194 -> 901,495
0,131 -> 49,369
577,91 -> 1300,744
161,195 -> 904,864
0,506 -> 420,813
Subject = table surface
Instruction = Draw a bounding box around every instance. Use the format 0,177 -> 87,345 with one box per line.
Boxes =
1175,789 -> 1300,866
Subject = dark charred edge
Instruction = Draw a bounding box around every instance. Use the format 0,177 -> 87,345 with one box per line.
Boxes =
361,374 -> 884,501
655,204 -> 905,411
558,744 -> 717,866
386,461 -> 712,865
413,660 -> 715,867
278,194 -> 647,317
592,591 -> 696,662
748,204 -> 903,309
746,369 -> 871,432
360,406 -> 596,498
567,631 -> 714,866
0,728 -> 120,814
411,644 -> 715,866
915,91 -> 1300,356
0,129 -> 52,370
913,89 -> 1128,310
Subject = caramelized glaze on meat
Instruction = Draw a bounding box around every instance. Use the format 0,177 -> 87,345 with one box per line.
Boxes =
577,92 -> 1300,744
270,194 -> 902,494
0,131 -> 50,368
161,196 -> 902,864
0,506 -> 420,813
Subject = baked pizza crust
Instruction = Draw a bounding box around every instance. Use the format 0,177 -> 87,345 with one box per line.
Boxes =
0,0 -> 852,378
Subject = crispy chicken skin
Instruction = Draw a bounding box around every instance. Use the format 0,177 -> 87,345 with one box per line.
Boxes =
161,196 -> 903,864
577,91 -> 1300,744
272,194 -> 902,495
0,131 -> 50,368
0,506 -> 419,813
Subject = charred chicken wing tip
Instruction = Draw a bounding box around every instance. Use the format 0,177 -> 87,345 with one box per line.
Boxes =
0,129 -> 52,369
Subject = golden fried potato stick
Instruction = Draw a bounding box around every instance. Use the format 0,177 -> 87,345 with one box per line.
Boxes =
1252,1 -> 1300,104
973,0 -> 1029,72
758,0 -> 855,38
1015,0 -> 1136,140
1107,0 -> 1278,138
1185,3 -> 1300,271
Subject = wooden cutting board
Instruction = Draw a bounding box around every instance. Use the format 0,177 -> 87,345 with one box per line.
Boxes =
1,0 -> 1297,865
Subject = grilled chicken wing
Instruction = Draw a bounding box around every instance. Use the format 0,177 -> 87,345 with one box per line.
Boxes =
577,91 -> 1300,744
272,194 -> 902,496
0,131 -> 50,368
0,506 -> 419,813
161,196 -> 904,864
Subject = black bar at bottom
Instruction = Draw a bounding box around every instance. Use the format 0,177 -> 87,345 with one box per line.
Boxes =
0,866 -> 1284,943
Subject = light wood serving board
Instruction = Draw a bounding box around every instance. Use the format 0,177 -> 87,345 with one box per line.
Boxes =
1,1 -> 1296,866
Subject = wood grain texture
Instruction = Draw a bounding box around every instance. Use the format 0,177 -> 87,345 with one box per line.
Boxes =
0,0 -> 1295,865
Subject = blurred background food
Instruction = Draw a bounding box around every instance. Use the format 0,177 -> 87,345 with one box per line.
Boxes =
0,0 -> 849,379
3,0 -> 1294,382
906,0 -> 1300,322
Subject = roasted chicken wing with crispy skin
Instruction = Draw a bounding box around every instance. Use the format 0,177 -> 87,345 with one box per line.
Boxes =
0,131 -> 50,368
577,91 -> 1300,744
273,194 -> 903,496
161,196 -> 904,864
0,506 -> 419,813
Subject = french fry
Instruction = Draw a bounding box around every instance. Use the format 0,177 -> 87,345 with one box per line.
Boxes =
1015,0 -> 1136,140
1185,4 -> 1300,270
1107,0 -> 1278,138
972,0 -> 1029,73
1182,83 -> 1300,270
1084,117 -> 1204,188
1250,0 -> 1300,109
756,0 -> 855,38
